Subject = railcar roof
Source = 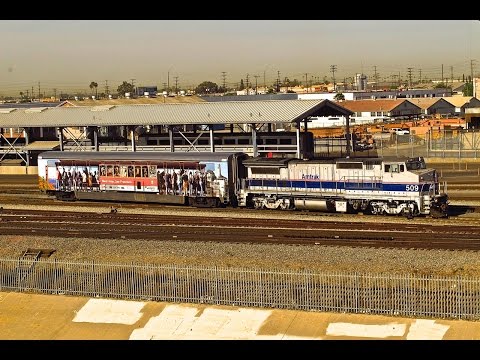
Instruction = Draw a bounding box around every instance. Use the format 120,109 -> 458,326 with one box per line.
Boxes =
38,151 -> 242,162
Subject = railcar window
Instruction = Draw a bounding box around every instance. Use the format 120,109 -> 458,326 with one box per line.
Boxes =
237,138 -> 250,145
134,166 -> 141,178
142,166 -> 148,178
250,167 -> 281,175
127,166 -> 134,177
107,165 -> 113,176
114,165 -> 120,177
100,165 -> 106,177
336,162 -> 363,169
120,166 -> 127,177
280,138 -> 292,145
149,165 -> 157,177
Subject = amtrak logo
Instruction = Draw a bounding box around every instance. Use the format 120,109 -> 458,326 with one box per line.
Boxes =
302,174 -> 320,180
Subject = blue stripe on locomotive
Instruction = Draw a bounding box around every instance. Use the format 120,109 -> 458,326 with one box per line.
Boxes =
247,179 -> 432,192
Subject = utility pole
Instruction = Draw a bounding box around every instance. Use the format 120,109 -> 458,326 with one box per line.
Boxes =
471,59 -> 477,82
304,73 -> 308,93
174,76 -> 179,94
130,78 -> 136,95
450,66 -> 454,85
441,64 -> 444,84
32,86 -> 34,100
167,71 -> 170,93
38,82 -> 41,100
53,88 -> 57,101
407,67 -> 413,89
418,69 -> 422,84
246,74 -> 250,94
276,71 -> 280,92
254,75 -> 259,95
330,65 -> 337,91
105,80 -> 109,96
221,71 -> 227,92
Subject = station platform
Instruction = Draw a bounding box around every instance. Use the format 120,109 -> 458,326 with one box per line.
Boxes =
1,291 -> 480,340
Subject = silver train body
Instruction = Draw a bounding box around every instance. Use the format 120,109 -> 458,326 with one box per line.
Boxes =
239,156 -> 448,218
37,151 -> 448,218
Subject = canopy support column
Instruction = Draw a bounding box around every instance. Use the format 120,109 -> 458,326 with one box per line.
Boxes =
209,127 -> 215,153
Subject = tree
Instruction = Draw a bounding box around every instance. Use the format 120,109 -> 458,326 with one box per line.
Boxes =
434,82 -> 451,89
239,79 -> 245,91
463,82 -> 474,97
195,81 -> 219,95
117,81 -> 135,97
89,82 -> 98,98
334,93 -> 345,101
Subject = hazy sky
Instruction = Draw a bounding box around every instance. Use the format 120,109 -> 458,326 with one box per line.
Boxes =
1,20 -> 479,96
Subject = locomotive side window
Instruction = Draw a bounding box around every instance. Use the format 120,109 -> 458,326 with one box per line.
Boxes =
127,166 -> 134,177
114,165 -> 120,177
250,167 -> 281,175
385,164 -> 403,173
107,165 -> 114,176
120,166 -> 127,177
337,162 -> 362,169
142,166 -> 148,178
100,165 -> 106,177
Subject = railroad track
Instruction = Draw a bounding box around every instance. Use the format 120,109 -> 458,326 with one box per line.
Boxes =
2,208 -> 480,251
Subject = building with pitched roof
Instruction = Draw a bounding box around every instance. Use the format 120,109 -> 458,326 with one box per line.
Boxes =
406,98 -> 455,117
442,96 -> 480,117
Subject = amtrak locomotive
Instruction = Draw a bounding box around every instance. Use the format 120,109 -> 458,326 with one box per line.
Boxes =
37,151 -> 448,218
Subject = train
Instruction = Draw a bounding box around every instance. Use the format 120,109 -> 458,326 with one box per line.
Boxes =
37,151 -> 449,218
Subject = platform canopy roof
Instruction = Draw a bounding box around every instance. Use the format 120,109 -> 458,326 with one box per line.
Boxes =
0,99 -> 353,128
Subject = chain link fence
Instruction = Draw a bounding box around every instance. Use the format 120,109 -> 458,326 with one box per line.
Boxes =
315,129 -> 480,159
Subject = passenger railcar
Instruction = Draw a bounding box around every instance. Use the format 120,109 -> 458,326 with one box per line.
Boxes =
38,151 -> 248,207
37,151 -> 448,218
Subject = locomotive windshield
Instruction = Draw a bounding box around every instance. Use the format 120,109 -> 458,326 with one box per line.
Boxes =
406,157 -> 426,170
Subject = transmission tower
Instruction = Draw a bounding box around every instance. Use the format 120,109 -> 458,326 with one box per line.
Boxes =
373,66 -> 380,91
254,75 -> 259,95
330,65 -> 337,91
221,72 -> 227,91
407,67 -> 413,88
